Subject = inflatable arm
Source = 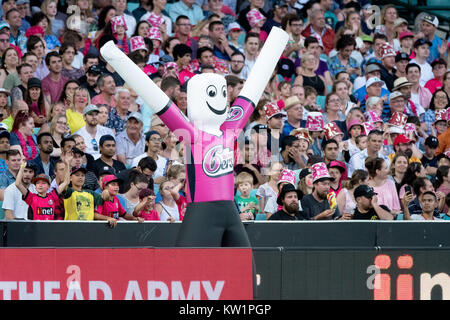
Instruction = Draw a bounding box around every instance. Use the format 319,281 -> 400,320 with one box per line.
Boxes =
239,27 -> 289,105
100,41 -> 170,113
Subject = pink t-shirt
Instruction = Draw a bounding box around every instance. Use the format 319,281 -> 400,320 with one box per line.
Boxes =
425,78 -> 443,94
41,75 -> 68,104
157,96 -> 254,203
98,196 -> 126,219
373,179 -> 401,212
91,93 -> 116,109
24,190 -> 60,220
139,209 -> 160,221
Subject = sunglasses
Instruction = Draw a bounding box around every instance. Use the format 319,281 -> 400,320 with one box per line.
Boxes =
92,139 -> 98,151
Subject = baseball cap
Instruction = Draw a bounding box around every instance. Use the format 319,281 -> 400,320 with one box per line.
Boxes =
16,0 -> 30,4
127,111 -> 143,123
399,31 -> 413,41
414,38 -> 432,48
366,64 -> 381,73
361,35 -> 373,43
253,124 -> 268,133
0,21 -> 10,32
425,135 -> 439,149
366,77 -> 385,88
102,174 -> 123,189
393,134 -> 412,146
273,0 -> 288,8
87,64 -> 101,75
27,77 -> 41,89
32,173 -> 51,185
422,14 -> 439,28
83,104 -> 99,115
70,166 -> 87,175
0,129 -> 10,140
227,22 -> 242,33
431,58 -> 447,69
395,52 -> 411,62
389,91 -> 404,101
354,185 -> 377,199
98,166 -> 115,177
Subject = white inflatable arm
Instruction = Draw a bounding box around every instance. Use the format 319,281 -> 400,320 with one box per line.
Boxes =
100,41 -> 170,113
239,27 -> 289,104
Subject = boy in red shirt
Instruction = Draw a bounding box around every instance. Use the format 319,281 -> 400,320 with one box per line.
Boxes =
99,174 -> 144,223
15,158 -> 70,220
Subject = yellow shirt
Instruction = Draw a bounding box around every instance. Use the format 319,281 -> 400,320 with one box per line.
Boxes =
66,109 -> 86,134
62,187 -> 102,221
388,153 -> 421,164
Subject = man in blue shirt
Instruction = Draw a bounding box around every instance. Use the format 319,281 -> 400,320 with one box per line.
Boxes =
167,0 -> 204,26
209,20 -> 238,61
0,127 -> 10,174
421,14 -> 446,64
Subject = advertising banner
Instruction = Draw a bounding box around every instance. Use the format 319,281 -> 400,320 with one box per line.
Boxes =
0,248 -> 253,300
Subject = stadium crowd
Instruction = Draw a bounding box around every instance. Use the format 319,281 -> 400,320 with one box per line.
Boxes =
0,0 -> 448,225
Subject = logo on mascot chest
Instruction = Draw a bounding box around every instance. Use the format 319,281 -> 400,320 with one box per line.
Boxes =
226,105 -> 244,122
202,145 -> 234,177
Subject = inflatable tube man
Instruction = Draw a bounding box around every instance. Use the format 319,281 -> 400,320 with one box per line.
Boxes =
100,28 -> 288,247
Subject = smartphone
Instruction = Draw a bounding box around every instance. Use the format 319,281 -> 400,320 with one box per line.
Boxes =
405,186 -> 411,194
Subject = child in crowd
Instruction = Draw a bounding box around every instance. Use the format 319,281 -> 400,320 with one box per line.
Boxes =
227,23 -> 244,53
133,188 -> 160,221
303,86 -> 320,113
345,120 -> 365,159
290,128 -> 312,166
111,15 -> 130,54
328,161 -> 346,196
98,174 -> 144,223
156,178 -> 181,221
246,8 -> 268,43
256,161 -> 284,216
277,81 -> 292,108
355,135 -> 368,152
167,164 -> 187,220
15,158 -> 69,220
234,171 -> 259,221
443,193 -> 450,220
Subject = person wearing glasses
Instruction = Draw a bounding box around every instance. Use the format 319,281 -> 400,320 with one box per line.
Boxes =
74,104 -> 114,160
227,51 -> 245,78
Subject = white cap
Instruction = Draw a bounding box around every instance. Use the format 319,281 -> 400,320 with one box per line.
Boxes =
366,76 -> 385,88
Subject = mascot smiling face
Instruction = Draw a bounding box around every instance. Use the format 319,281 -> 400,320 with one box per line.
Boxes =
187,73 -> 228,135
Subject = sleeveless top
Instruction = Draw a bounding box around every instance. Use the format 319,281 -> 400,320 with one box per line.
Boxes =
342,188 -> 356,215
159,201 -> 180,221
302,74 -> 325,95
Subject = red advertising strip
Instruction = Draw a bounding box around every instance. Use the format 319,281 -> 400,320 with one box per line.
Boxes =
0,248 -> 253,300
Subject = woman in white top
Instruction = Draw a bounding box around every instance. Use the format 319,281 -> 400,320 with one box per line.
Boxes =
256,161 -> 283,214
121,172 -> 149,215
156,179 -> 179,222
337,169 -> 369,215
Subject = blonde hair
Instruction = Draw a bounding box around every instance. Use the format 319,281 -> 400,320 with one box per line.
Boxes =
49,114 -> 67,137
235,172 -> 254,186
71,87 -> 91,112
167,164 -> 185,180
191,19 -> 209,38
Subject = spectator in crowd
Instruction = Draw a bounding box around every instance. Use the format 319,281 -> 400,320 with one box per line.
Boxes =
10,63 -> 33,102
79,64 -> 101,99
66,87 -> 90,134
228,51 -> 245,78
58,79 -> 80,110
60,42 -> 84,80
10,111 -> 38,161
116,112 -> 146,167
74,104 -> 113,160
0,46 -> 19,88
30,12 -> 61,51
301,8 -> 335,55
389,151 -> 409,193
281,95 -> 305,138
352,184 -> 394,220
48,114 -> 67,158
91,74 -> 117,110
112,0 -> 137,38
105,88 -> 132,134
425,58 -> 447,94
121,172 -> 150,215
404,190 -> 441,221
42,52 -> 68,104
365,156 -> 401,215
2,159 -> 36,220
241,32 -> 260,79
29,132 -> 56,177
420,14 -> 444,64
328,34 -> 360,83
168,0 -> 204,26
155,178 -> 180,222
435,165 -> 450,213
89,134 -> 126,178
410,39 -> 434,87
348,130 -> 390,176
301,162 -> 347,220
336,169 -> 369,216
268,183 -> 304,220
296,52 -> 327,96
116,156 -> 156,194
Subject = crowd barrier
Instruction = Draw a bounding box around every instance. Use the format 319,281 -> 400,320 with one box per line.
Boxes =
1,221 -> 450,300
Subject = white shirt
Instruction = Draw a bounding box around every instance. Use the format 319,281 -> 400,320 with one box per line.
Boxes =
410,214 -> 443,221
124,13 -> 137,38
74,125 -> 115,160
2,183 -> 36,220
347,148 -> 390,177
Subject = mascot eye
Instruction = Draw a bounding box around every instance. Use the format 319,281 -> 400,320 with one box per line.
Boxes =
206,85 -> 217,97
222,85 -> 226,98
